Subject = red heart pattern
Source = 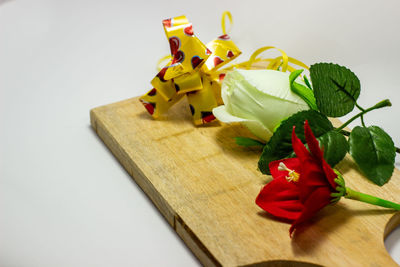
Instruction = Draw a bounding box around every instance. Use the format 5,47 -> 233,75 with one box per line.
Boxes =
157,67 -> 168,82
213,56 -> 224,67
148,88 -> 157,96
218,34 -> 230,40
191,56 -> 203,69
162,18 -> 172,28
184,25 -> 194,36
201,112 -> 216,123
139,99 -> 155,115
169,36 -> 180,55
171,50 -> 185,64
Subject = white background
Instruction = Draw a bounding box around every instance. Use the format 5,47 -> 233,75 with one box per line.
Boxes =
1,0 -> 400,266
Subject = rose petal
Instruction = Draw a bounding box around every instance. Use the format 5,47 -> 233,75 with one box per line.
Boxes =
289,186 -> 332,236
304,120 -> 324,161
322,160 -> 339,189
269,158 -> 301,180
298,161 -> 331,202
291,127 -> 310,160
300,159 -> 329,187
304,121 -> 338,189
212,105 -> 273,140
256,177 -> 303,221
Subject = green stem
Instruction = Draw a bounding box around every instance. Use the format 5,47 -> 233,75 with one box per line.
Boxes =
360,115 -> 366,127
345,187 -> 400,210
335,99 -> 392,132
355,102 -> 365,112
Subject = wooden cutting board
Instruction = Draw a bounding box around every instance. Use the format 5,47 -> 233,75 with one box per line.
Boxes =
90,96 -> 400,266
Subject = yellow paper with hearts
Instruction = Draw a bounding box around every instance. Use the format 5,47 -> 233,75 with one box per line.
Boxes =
139,12 -> 308,125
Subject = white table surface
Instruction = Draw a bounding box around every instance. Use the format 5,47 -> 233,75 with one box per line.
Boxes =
2,0 -> 400,266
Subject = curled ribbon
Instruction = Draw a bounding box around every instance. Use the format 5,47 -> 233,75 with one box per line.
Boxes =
139,12 -> 308,125
139,12 -> 241,125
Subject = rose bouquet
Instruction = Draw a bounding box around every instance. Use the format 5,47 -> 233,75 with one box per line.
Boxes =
138,11 -> 400,237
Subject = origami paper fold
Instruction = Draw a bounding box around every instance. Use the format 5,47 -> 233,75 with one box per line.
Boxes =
139,14 -> 241,125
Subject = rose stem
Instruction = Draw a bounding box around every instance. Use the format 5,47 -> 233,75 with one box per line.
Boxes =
345,187 -> 400,210
335,99 -> 392,132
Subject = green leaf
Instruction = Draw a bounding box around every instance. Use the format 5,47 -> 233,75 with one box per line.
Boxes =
235,137 -> 265,147
303,75 -> 313,90
287,130 -> 348,167
289,70 -> 318,110
310,63 -> 361,117
258,110 -> 333,174
349,126 -> 396,186
318,130 -> 348,167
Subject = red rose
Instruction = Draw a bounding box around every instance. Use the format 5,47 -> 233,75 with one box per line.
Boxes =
256,121 -> 338,235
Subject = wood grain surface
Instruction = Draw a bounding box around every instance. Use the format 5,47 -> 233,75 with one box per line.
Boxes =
90,96 -> 400,266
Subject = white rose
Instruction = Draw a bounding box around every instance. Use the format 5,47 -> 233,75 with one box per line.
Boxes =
213,69 -> 310,141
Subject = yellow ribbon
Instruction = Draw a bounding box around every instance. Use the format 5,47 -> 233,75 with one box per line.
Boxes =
248,46 -> 289,71
140,12 -> 241,125
221,11 -> 233,35
140,12 -> 309,125
156,55 -> 172,72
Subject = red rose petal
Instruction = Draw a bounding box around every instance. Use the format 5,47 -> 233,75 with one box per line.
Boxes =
269,158 -> 301,180
289,186 -> 332,236
304,121 -> 323,161
255,177 -> 302,221
291,126 -> 311,161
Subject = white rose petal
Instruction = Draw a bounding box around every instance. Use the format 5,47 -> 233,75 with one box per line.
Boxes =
213,69 -> 309,141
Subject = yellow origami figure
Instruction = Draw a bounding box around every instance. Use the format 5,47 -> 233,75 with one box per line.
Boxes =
139,14 -> 241,125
